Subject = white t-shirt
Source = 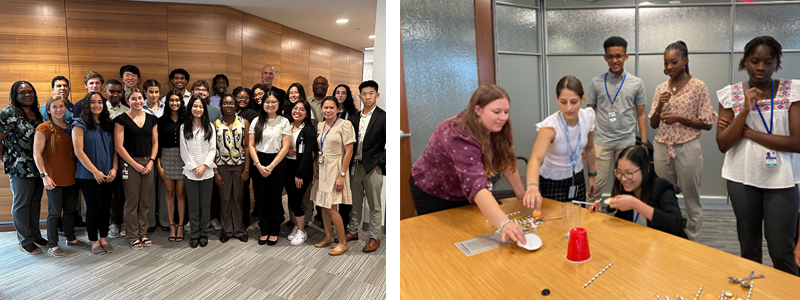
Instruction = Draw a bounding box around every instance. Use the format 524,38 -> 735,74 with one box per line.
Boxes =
718,79 -> 800,189
535,108 -> 596,180
249,116 -> 291,154
287,123 -> 305,160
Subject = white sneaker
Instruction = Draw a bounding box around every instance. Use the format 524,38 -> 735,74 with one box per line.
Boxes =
108,224 -> 119,238
288,226 -> 299,240
211,219 -> 222,230
119,227 -> 126,237
290,230 -> 306,246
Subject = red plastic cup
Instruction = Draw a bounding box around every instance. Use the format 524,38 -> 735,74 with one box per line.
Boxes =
566,227 -> 591,263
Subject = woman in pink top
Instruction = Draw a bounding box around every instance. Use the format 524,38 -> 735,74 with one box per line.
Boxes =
648,41 -> 717,241
410,85 -> 527,244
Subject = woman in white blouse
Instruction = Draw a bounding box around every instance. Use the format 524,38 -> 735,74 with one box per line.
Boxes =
524,76 -> 597,212
179,96 -> 217,248
248,90 -> 292,246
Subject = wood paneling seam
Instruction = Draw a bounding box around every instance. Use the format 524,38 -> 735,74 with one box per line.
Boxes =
63,0 -> 72,90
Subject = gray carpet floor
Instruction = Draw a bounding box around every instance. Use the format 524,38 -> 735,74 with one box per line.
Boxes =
0,197 -> 386,300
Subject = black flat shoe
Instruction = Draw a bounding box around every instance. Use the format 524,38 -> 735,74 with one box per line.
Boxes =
147,227 -> 155,233
219,235 -> 229,243
258,236 -> 268,245
266,236 -> 278,246
190,238 -> 199,248
238,235 -> 248,243
199,236 -> 208,247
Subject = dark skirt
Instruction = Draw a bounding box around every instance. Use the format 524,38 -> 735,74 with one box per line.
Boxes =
539,170 -> 587,202
161,147 -> 184,180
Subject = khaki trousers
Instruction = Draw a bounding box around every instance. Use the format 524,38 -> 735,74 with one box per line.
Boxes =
654,139 -> 703,241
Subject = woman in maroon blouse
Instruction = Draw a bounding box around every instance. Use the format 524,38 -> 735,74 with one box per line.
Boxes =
410,85 -> 526,244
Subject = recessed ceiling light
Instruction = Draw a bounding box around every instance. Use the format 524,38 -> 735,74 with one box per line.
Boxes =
369,35 -> 376,39
365,47 -> 374,51
336,19 -> 348,24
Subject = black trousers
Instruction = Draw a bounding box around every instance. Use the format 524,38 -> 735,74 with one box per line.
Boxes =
254,152 -> 286,236
284,159 -> 308,217
410,176 -> 470,215
78,179 -> 113,241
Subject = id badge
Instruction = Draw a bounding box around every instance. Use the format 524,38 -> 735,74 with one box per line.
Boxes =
766,150 -> 777,167
317,151 -> 323,165
568,185 -> 577,199
122,162 -> 129,180
609,112 -> 617,124
298,139 -> 304,154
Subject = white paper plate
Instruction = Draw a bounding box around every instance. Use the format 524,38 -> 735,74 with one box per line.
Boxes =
517,233 -> 542,251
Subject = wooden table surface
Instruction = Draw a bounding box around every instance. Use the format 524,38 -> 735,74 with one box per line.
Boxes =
400,198 -> 800,299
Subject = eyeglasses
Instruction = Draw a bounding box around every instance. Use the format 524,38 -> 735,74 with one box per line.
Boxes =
605,54 -> 625,61
254,92 -> 264,97
614,169 -> 641,180
236,96 -> 249,100
194,88 -> 208,92
292,107 -> 305,112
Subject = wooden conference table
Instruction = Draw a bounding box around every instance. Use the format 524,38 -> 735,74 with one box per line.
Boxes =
400,197 -> 800,299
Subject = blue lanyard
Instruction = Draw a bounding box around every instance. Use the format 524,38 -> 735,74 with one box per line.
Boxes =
319,116 -> 339,151
604,72 -> 627,106
749,79 -> 774,135
560,113 -> 581,185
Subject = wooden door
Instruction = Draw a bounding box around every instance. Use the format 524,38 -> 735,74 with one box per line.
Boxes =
400,34 -> 416,220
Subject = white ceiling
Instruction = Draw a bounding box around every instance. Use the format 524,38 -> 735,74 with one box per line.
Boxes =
133,0 -> 377,50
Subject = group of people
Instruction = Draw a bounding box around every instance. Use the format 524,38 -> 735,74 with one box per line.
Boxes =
4,64 -> 386,258
411,36 -> 800,275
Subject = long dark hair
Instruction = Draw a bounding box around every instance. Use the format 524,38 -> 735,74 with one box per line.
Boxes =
9,80 -> 42,121
453,85 -> 515,177
253,90 -> 280,146
232,86 -> 254,112
333,84 -> 357,116
80,92 -> 114,132
289,100 -> 313,127
283,83 -> 307,119
611,146 -> 657,206
251,83 -> 268,108
161,89 -> 186,123
183,96 -> 213,142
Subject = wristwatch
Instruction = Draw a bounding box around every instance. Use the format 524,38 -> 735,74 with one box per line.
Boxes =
339,171 -> 346,177
40,172 -> 48,178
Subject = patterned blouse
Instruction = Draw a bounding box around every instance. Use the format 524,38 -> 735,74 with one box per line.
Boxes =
648,77 -> 718,162
0,105 -> 43,177
215,116 -> 246,165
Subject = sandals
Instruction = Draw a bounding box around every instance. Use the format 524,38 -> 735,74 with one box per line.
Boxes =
130,240 -> 143,250
169,224 -> 177,242
141,237 -> 152,247
19,243 -> 42,255
176,225 -> 185,242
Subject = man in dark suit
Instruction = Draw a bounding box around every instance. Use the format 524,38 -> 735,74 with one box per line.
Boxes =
346,80 -> 385,253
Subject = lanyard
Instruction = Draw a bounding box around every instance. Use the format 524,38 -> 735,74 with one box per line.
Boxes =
319,116 -> 339,151
560,113 -> 581,185
749,79 -> 774,135
604,72 -> 627,106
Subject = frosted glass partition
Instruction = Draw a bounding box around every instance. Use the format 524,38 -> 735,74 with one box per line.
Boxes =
498,0 -> 538,7
639,54 -> 731,198
639,0 -> 730,4
639,6 -> 731,52
546,55 -> 638,114
734,4 -> 800,50
545,0 -> 634,8
546,9 -> 636,54
402,0 -> 479,161
732,52 -> 800,84
497,54 -> 541,158
497,4 -> 539,53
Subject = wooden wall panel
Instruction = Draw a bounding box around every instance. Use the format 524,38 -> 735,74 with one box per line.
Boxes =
0,0 -> 70,107
0,0 -> 364,224
329,44 -> 351,96
241,13 -> 282,88
167,3 -> 228,90
279,27 -> 309,92
308,36 -> 332,95
65,0 -> 169,96
225,7 -> 243,89
348,49 -> 365,95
